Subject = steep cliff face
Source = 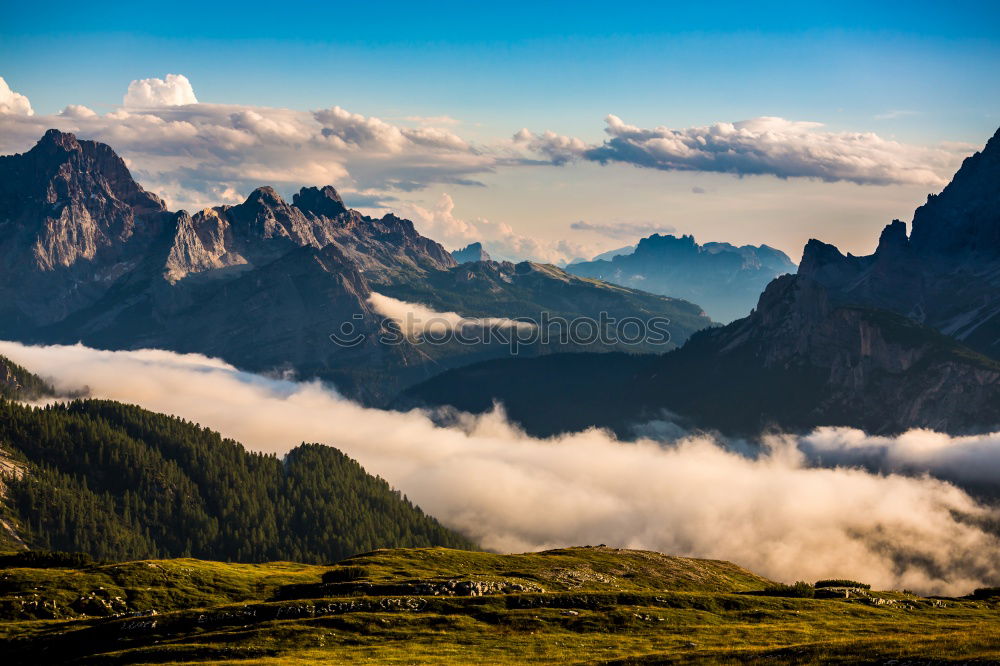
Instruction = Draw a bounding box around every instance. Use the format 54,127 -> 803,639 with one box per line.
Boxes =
0,130 -> 169,329
688,275 -> 1000,434
798,127 -> 1000,356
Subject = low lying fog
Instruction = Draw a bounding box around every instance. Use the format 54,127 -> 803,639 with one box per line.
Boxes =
3,340 -> 999,595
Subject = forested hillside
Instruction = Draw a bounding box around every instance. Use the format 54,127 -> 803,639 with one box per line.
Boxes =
0,354 -> 53,400
0,399 -> 473,562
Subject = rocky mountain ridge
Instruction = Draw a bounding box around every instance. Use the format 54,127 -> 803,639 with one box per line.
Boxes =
0,130 -> 713,404
798,127 -> 1000,357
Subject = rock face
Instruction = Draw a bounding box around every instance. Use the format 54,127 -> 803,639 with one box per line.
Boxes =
0,129 -> 170,331
0,130 -> 713,404
566,233 -> 796,322
451,242 -> 491,263
797,127 -> 1000,357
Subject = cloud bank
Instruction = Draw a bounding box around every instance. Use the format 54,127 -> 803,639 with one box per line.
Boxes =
571,220 -> 677,241
0,72 -> 971,219
394,193 -> 593,264
2,340 -> 999,596
519,115 -> 967,187
0,75 -> 493,213
802,427 -> 1000,487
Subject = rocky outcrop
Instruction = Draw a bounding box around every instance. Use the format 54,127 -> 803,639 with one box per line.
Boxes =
277,578 -> 545,600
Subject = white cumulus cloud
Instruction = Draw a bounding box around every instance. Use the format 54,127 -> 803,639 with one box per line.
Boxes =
0,77 -> 33,116
58,104 -> 97,119
123,73 -> 199,107
523,115 -> 967,187
0,96 -> 491,212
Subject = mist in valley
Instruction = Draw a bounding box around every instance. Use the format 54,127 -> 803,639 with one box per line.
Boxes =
3,339 -> 1000,595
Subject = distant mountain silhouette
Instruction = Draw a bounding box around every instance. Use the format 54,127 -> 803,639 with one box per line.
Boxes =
566,234 -> 795,322
451,242 -> 491,263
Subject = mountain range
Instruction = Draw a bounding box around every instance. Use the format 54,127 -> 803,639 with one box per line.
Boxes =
402,127 -> 1000,438
565,234 -> 796,322
0,130 -> 713,404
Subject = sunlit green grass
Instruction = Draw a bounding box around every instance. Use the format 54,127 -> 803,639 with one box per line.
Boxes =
3,547 -> 1000,664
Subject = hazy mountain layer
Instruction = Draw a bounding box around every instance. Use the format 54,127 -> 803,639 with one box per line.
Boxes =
566,233 -> 796,322
451,241 -> 491,262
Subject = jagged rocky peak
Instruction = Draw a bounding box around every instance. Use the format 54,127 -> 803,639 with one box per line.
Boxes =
798,239 -> 846,274
36,129 -> 165,214
909,126 -> 1000,257
243,185 -> 288,208
293,185 -> 347,218
452,242 -> 491,263
228,187 -> 283,224
875,219 -> 910,256
35,127 -> 82,152
225,185 -> 316,244
634,233 -> 698,255
1,128 -> 166,217
0,128 -> 169,275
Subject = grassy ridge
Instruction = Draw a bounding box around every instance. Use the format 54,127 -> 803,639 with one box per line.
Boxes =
3,546 -> 1000,664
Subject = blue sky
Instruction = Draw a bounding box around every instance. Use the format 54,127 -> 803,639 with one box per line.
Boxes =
1,0 -> 998,260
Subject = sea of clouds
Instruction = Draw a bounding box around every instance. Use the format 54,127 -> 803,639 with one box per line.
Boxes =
2,340 -> 999,595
